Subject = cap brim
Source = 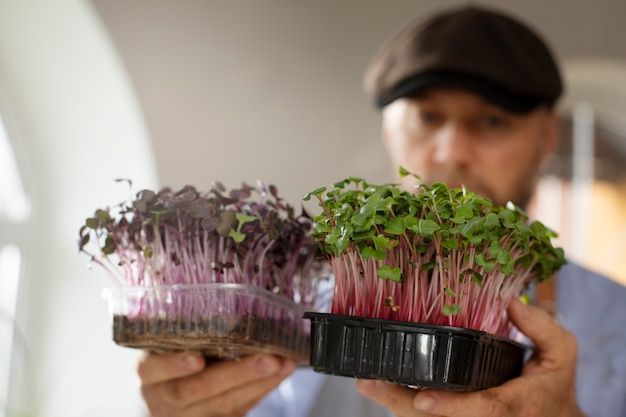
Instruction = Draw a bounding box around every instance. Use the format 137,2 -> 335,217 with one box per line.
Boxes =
376,72 -> 544,114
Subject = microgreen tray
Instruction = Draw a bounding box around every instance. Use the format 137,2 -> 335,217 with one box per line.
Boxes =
304,312 -> 529,390
103,283 -> 316,364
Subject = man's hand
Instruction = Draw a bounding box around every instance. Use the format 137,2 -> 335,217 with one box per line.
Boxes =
356,298 -> 587,417
138,353 -> 296,417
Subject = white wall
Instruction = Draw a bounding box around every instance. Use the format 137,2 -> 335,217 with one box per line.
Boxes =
0,0 -> 157,415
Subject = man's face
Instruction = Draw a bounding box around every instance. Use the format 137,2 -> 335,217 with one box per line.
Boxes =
381,88 -> 558,208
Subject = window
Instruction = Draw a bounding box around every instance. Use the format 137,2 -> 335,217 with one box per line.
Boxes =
533,102 -> 626,286
0,111 -> 31,416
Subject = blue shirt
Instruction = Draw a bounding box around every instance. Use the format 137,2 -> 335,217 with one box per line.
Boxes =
249,263 -> 626,417
557,264 -> 626,417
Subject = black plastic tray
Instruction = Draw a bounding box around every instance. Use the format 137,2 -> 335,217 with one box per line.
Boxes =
304,312 -> 529,391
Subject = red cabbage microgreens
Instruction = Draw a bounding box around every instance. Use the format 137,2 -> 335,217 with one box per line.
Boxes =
303,169 -> 566,337
78,181 -> 327,307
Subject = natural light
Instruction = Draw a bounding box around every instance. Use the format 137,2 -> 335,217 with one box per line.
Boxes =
0,113 -> 29,417
0,118 -> 30,222
0,244 -> 21,412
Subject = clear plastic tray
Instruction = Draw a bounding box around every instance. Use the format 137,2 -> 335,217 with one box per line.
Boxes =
103,283 -> 324,364
304,312 -> 530,390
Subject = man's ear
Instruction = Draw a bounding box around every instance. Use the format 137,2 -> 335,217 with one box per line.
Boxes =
380,112 -> 392,158
542,110 -> 561,158
537,111 -> 561,176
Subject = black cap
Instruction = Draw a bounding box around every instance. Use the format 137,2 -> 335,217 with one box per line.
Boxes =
364,5 -> 563,113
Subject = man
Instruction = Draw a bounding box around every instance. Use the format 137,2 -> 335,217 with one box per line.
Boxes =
137,5 -> 626,417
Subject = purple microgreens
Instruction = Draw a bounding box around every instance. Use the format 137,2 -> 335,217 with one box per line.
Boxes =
79,181 -> 328,312
303,167 -> 566,337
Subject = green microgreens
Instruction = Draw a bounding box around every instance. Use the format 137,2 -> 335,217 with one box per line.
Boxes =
303,167 -> 566,336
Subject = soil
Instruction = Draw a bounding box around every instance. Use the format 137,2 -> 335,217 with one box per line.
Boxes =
112,313 -> 310,364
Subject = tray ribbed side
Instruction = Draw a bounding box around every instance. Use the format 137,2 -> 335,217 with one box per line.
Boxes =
304,312 -> 528,390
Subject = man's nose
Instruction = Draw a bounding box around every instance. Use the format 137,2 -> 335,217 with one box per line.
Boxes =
432,124 -> 472,166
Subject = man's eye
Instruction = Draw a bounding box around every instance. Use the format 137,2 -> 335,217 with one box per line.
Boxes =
481,116 -> 504,128
419,112 -> 440,124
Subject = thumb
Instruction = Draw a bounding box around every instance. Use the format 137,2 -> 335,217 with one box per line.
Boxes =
507,298 -> 577,372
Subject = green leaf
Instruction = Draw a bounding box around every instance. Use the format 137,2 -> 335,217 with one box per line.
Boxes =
421,260 -> 436,271
235,213 -> 257,226
473,253 -> 497,273
336,226 -> 353,252
102,235 -> 115,255
95,209 -> 111,223
442,303 -> 461,316
85,217 -> 100,229
530,221 -> 548,237
496,248 -> 511,265
500,259 -> 515,275
346,176 -> 365,184
373,249 -> 387,261
361,247 -> 376,259
515,222 -> 532,239
302,187 -> 326,201
484,213 -> 500,230
352,228 -> 376,242
384,217 -> 406,235
498,209 -> 516,228
418,219 -> 440,237
483,260 -> 496,273
473,196 -> 493,207
404,216 -> 418,229
442,237 -> 459,250
373,234 -> 394,251
78,233 -> 90,251
445,287 -> 459,297
450,205 -> 473,223
325,227 -> 341,245
457,205 -> 474,219
229,229 -> 246,243
217,211 -> 237,236
467,234 -> 484,245
460,217 -> 484,237
488,241 -> 503,259
414,244 -> 427,254
362,246 -> 386,260
351,205 -> 375,228
467,270 -> 484,286
377,266 -> 402,282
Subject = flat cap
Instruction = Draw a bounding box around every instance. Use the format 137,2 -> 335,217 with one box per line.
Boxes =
364,5 -> 563,113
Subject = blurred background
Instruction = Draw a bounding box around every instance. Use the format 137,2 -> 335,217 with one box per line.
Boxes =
1,1 -> 625,416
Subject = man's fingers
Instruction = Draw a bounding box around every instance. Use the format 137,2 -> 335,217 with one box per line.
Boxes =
144,373 -> 289,417
138,351 -> 206,385
411,386 -> 524,417
508,298 -> 577,370
357,380 -> 516,417
356,379 -> 432,417
181,355 -> 294,402
141,354 -> 295,411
